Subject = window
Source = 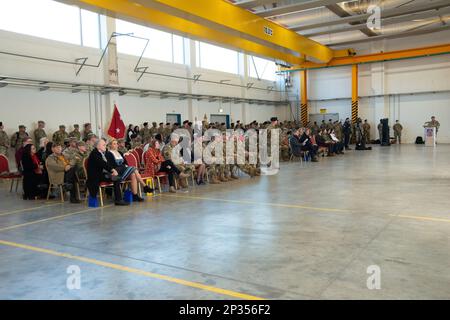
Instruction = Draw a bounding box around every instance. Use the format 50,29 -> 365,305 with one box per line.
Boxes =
0,0 -> 102,48
248,56 -> 278,81
196,42 -> 239,74
116,19 -> 187,64
80,9 -> 100,48
0,0 -> 81,45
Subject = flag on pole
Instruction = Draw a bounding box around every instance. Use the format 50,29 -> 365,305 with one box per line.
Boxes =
107,105 -> 126,139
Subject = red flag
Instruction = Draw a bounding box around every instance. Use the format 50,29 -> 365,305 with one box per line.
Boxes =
107,105 -> 126,139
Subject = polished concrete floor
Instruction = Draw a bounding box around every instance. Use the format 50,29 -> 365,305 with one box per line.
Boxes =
0,144 -> 449,300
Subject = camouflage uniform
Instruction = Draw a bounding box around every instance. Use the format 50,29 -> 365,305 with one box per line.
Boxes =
52,127 -> 69,146
10,127 -> 29,151
0,129 -> 9,156
69,125 -> 81,141
162,143 -> 193,175
34,127 -> 47,148
362,121 -> 371,144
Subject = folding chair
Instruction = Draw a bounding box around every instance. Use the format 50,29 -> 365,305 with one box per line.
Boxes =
0,155 -> 22,192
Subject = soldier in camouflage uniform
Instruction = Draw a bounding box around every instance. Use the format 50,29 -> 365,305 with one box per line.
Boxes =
85,133 -> 98,155
69,124 -> 81,141
362,120 -> 371,144
66,141 -> 89,180
140,122 -> 151,143
33,121 -> 47,148
10,125 -> 29,151
203,134 -> 224,184
83,123 -> 93,142
52,125 -> 69,146
149,122 -> 158,137
0,122 -> 9,156
162,133 -> 191,188
63,138 -> 79,161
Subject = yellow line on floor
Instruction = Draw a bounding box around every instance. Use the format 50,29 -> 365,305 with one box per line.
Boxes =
0,203 -> 62,217
390,214 -> 450,223
0,239 -> 264,300
162,194 -> 350,213
0,205 -> 113,232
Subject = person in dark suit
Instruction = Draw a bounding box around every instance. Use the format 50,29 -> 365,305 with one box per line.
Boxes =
289,128 -> 318,162
21,144 -> 44,200
86,138 -> 128,206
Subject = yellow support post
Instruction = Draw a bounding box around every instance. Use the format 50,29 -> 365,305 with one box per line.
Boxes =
351,64 -> 359,124
300,70 -> 308,126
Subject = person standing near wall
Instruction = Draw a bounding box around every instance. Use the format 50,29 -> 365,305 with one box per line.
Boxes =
343,118 -> 352,150
33,121 -> 47,148
424,116 -> 440,141
0,122 -> 10,156
52,125 -> 69,146
83,123 -> 93,142
393,120 -> 403,144
377,120 -> 383,142
10,125 -> 29,152
363,120 -> 371,144
69,124 -> 81,141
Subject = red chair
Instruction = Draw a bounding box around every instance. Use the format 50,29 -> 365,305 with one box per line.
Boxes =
83,158 -> 113,207
0,154 -> 22,192
124,153 -> 154,195
134,147 -> 144,165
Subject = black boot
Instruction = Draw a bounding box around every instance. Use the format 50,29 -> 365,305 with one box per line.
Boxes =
133,194 -> 144,202
143,185 -> 154,193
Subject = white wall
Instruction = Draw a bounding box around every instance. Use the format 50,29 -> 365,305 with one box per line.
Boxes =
0,19 -> 287,139
288,29 -> 450,143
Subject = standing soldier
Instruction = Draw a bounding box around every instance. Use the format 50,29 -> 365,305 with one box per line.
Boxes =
83,123 -> 93,142
0,122 -> 10,156
362,120 -> 371,144
149,122 -> 158,137
377,120 -> 383,142
53,125 -> 69,146
140,122 -> 151,142
69,124 -> 81,141
157,122 -> 165,137
424,116 -> 440,141
311,121 -> 320,135
10,125 -> 29,151
34,121 -> 47,148
320,120 -> 327,131
163,123 -> 172,141
343,118 -> 352,150
393,120 -> 403,144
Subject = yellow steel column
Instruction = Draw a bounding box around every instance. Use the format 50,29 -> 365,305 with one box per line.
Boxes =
351,64 -> 359,124
300,70 -> 308,126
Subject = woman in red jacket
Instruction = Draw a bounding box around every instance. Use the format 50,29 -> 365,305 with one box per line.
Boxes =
144,140 -> 188,193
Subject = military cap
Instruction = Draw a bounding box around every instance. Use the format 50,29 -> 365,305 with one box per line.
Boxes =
117,138 -> 125,143
143,122 -> 149,126
74,124 -> 79,128
69,137 -> 78,143
59,125 -> 66,129
159,122 -> 164,125
38,120 -> 45,124
87,133 -> 97,139
19,125 -> 26,129
77,141 -> 86,147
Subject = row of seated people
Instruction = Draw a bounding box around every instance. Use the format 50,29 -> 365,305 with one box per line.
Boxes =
280,127 -> 346,162
12,131 -> 262,206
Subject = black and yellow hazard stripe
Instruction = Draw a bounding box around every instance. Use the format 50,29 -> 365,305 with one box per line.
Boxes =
301,103 -> 308,126
351,100 -> 358,123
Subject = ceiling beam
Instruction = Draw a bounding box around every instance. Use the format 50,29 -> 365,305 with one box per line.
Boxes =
58,0 -> 305,65
290,1 -> 450,31
327,24 -> 450,47
281,43 -> 450,70
235,0 -> 279,10
256,0 -> 343,18
135,0 -> 336,61
305,6 -> 450,37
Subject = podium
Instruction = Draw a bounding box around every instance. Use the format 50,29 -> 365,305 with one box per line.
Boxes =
424,127 -> 436,147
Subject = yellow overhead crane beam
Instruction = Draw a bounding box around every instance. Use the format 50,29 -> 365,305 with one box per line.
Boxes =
58,0 -> 345,64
